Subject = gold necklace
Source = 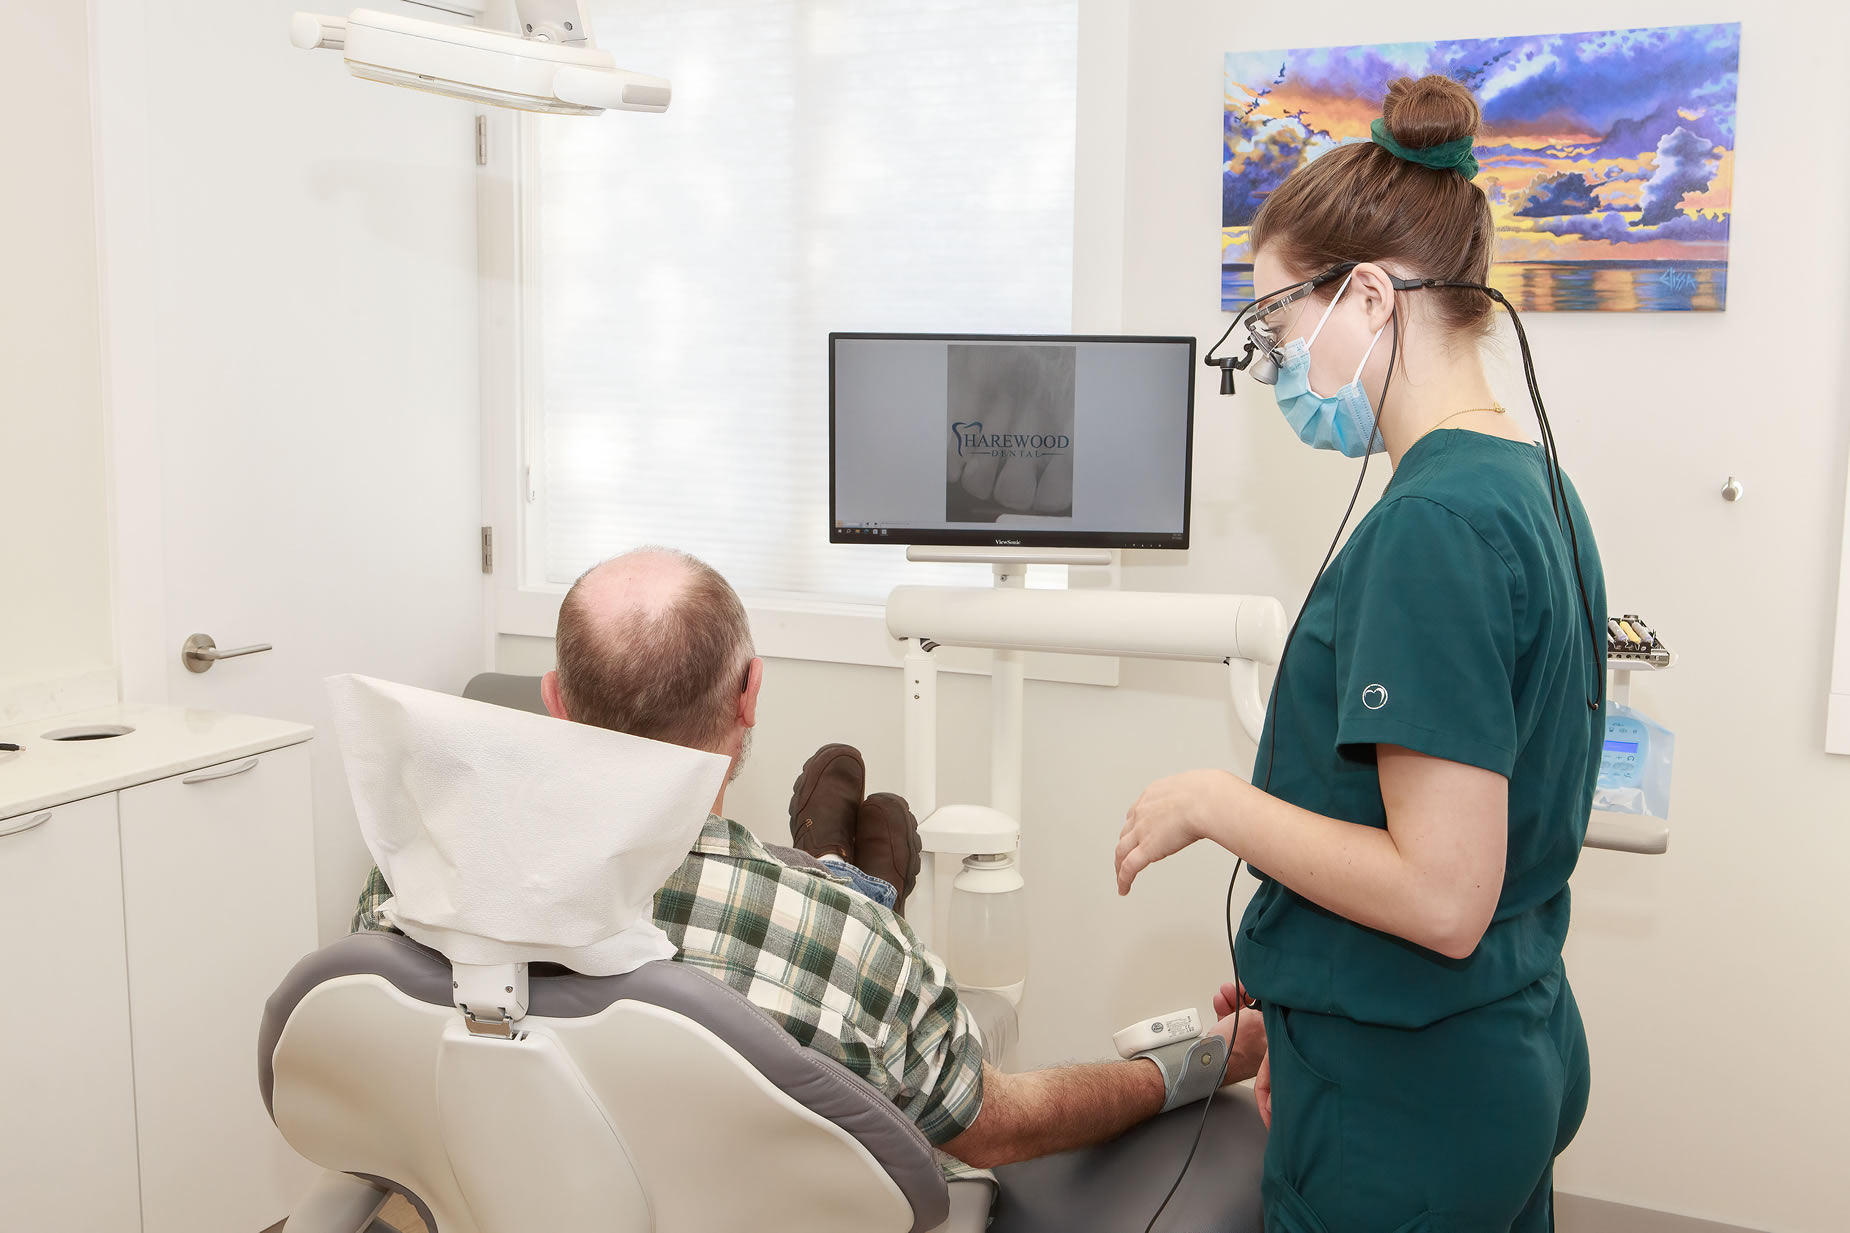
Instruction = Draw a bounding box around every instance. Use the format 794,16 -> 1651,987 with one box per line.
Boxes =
1416,403 -> 1505,445
1433,403 -> 1505,429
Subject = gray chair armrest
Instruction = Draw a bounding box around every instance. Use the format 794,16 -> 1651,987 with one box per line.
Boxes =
986,1087 -> 1265,1233
923,1181 -> 997,1233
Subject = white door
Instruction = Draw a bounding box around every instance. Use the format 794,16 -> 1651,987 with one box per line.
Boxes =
118,744 -> 320,1233
0,794 -> 143,1232
90,0 -> 489,939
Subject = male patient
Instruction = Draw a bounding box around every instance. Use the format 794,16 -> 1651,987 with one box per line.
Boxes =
351,548 -> 1262,1173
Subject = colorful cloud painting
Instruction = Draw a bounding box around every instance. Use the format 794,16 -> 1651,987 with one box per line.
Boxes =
1223,24 -> 1741,312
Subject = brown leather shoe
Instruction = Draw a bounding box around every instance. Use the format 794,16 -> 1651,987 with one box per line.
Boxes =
787,744 -> 865,862
855,792 -> 922,915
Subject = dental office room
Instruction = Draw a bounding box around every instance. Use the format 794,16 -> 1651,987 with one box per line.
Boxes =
5,0 -> 1849,1231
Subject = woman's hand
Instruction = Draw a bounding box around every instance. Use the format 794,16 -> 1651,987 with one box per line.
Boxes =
1116,769 -> 1243,895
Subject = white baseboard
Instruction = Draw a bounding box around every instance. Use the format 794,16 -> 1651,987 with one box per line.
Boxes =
1559,1194 -> 1764,1233
0,666 -> 119,727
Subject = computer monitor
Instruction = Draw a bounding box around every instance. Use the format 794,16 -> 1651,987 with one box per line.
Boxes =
830,333 -> 1195,550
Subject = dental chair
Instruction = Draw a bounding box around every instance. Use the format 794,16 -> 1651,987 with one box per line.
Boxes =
260,931 -> 1265,1233
259,929 -> 987,1233
258,673 -> 1266,1233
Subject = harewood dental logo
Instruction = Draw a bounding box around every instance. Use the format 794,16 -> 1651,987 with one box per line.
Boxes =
951,421 -> 1073,460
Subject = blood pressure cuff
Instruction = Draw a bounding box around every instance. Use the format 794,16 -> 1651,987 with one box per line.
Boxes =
1137,1033 -> 1227,1113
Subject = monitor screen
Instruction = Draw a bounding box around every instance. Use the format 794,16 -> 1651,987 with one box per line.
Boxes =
830,334 -> 1195,549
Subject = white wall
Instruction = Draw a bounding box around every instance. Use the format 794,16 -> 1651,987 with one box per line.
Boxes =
0,1 -> 114,700
503,2 -> 1850,1229
90,0 -> 488,939
1116,6 -> 1850,1229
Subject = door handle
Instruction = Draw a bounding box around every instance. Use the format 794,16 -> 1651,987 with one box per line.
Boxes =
182,757 -> 260,785
182,633 -> 273,674
0,811 -> 54,839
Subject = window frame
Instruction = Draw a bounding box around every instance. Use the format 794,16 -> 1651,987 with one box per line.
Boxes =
478,2 -> 1133,683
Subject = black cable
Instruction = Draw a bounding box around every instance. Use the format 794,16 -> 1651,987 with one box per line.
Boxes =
1139,1045 -> 1222,1233
1421,280 -> 1605,712
1142,305 -> 1403,1233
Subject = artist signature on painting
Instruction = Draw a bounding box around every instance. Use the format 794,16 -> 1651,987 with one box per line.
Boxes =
1659,269 -> 1699,293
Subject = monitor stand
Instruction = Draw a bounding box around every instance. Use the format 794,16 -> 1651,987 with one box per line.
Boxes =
904,546 -> 1114,568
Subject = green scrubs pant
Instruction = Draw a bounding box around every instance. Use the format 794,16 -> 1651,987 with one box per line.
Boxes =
1260,963 -> 1589,1233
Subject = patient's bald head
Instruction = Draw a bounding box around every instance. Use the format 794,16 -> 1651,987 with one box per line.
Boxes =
549,549 -> 758,756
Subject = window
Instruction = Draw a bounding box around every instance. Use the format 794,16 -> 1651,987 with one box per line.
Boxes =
520,0 -> 1080,605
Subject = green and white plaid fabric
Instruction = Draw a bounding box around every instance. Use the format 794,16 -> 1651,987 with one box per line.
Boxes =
351,813 -> 987,1175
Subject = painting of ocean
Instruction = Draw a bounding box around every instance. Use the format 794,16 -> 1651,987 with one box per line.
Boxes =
1222,25 -> 1741,312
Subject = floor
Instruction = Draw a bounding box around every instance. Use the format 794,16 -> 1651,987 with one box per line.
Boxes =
377,1195 -> 426,1232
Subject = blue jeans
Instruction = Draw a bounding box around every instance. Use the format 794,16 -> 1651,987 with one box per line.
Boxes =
819,855 -> 898,909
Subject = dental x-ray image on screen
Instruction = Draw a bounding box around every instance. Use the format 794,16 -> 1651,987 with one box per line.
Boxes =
946,345 -> 1077,522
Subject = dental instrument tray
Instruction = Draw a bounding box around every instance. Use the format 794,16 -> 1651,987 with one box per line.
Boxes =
1606,613 -> 1671,669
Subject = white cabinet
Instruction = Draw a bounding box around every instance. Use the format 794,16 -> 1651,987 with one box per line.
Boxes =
0,711 -> 317,1233
0,794 -> 143,1233
120,743 -> 321,1233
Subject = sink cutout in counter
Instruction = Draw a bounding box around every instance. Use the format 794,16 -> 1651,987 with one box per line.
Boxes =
42,725 -> 136,742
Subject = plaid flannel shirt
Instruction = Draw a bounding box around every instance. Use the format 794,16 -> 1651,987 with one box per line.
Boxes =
351,814 -> 987,1177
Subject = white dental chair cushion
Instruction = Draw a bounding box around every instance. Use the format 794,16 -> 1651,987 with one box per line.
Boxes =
260,930 -> 957,1233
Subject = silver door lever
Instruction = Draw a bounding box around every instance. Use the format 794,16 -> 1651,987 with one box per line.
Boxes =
181,633 -> 274,673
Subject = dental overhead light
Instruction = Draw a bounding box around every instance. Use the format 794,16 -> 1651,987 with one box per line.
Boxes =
290,1 -> 670,116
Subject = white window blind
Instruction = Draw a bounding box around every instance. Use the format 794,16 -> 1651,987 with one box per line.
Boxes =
527,0 -> 1078,603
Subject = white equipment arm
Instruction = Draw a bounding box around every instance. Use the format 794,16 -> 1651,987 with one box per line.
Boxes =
290,2 -> 671,115
886,587 -> 1287,746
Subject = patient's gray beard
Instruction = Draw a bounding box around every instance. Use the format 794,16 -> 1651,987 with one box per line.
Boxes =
728,729 -> 752,784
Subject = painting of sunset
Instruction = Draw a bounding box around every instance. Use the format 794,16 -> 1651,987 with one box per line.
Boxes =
1223,24 -> 1741,311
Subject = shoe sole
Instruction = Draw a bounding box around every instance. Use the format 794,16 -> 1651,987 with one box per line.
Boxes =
787,743 -> 865,850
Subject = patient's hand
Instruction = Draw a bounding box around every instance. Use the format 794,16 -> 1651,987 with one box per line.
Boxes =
1255,1051 -> 1272,1128
1208,982 -> 1267,1086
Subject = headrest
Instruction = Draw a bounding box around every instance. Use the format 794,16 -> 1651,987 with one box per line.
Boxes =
326,674 -> 730,977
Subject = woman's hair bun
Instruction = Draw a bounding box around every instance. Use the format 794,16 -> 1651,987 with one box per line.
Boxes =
1381,75 -> 1481,149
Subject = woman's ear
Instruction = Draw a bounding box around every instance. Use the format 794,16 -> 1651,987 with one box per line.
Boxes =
1349,262 -> 1400,333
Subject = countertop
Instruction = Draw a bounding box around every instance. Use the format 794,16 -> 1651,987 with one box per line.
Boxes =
0,703 -> 313,821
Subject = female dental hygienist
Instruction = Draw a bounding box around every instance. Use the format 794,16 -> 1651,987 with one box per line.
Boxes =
1116,76 -> 1606,1232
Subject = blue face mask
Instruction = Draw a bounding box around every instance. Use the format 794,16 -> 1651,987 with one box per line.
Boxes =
1269,273 -> 1388,458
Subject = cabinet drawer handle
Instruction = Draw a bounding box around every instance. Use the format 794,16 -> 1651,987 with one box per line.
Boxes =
182,757 -> 260,785
0,811 -> 53,839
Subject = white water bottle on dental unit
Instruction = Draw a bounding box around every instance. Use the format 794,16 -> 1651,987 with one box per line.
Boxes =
946,851 -> 1028,1004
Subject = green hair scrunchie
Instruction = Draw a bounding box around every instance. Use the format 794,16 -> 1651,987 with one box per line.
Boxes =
1369,118 -> 1479,180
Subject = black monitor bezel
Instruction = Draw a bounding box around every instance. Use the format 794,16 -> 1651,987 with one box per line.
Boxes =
828,332 -> 1196,551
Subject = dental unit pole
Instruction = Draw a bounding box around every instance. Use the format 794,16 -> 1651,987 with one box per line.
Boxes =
888,548 -> 1291,1010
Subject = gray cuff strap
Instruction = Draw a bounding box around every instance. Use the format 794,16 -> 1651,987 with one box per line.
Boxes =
1137,1034 -> 1227,1114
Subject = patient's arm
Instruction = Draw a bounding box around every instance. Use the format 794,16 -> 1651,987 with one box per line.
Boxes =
940,1061 -> 1165,1168
940,1006 -> 1265,1169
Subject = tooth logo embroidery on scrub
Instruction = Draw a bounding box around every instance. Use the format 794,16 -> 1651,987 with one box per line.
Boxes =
1362,684 -> 1389,711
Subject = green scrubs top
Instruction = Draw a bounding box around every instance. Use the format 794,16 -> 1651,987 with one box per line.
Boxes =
1237,429 -> 1607,1029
